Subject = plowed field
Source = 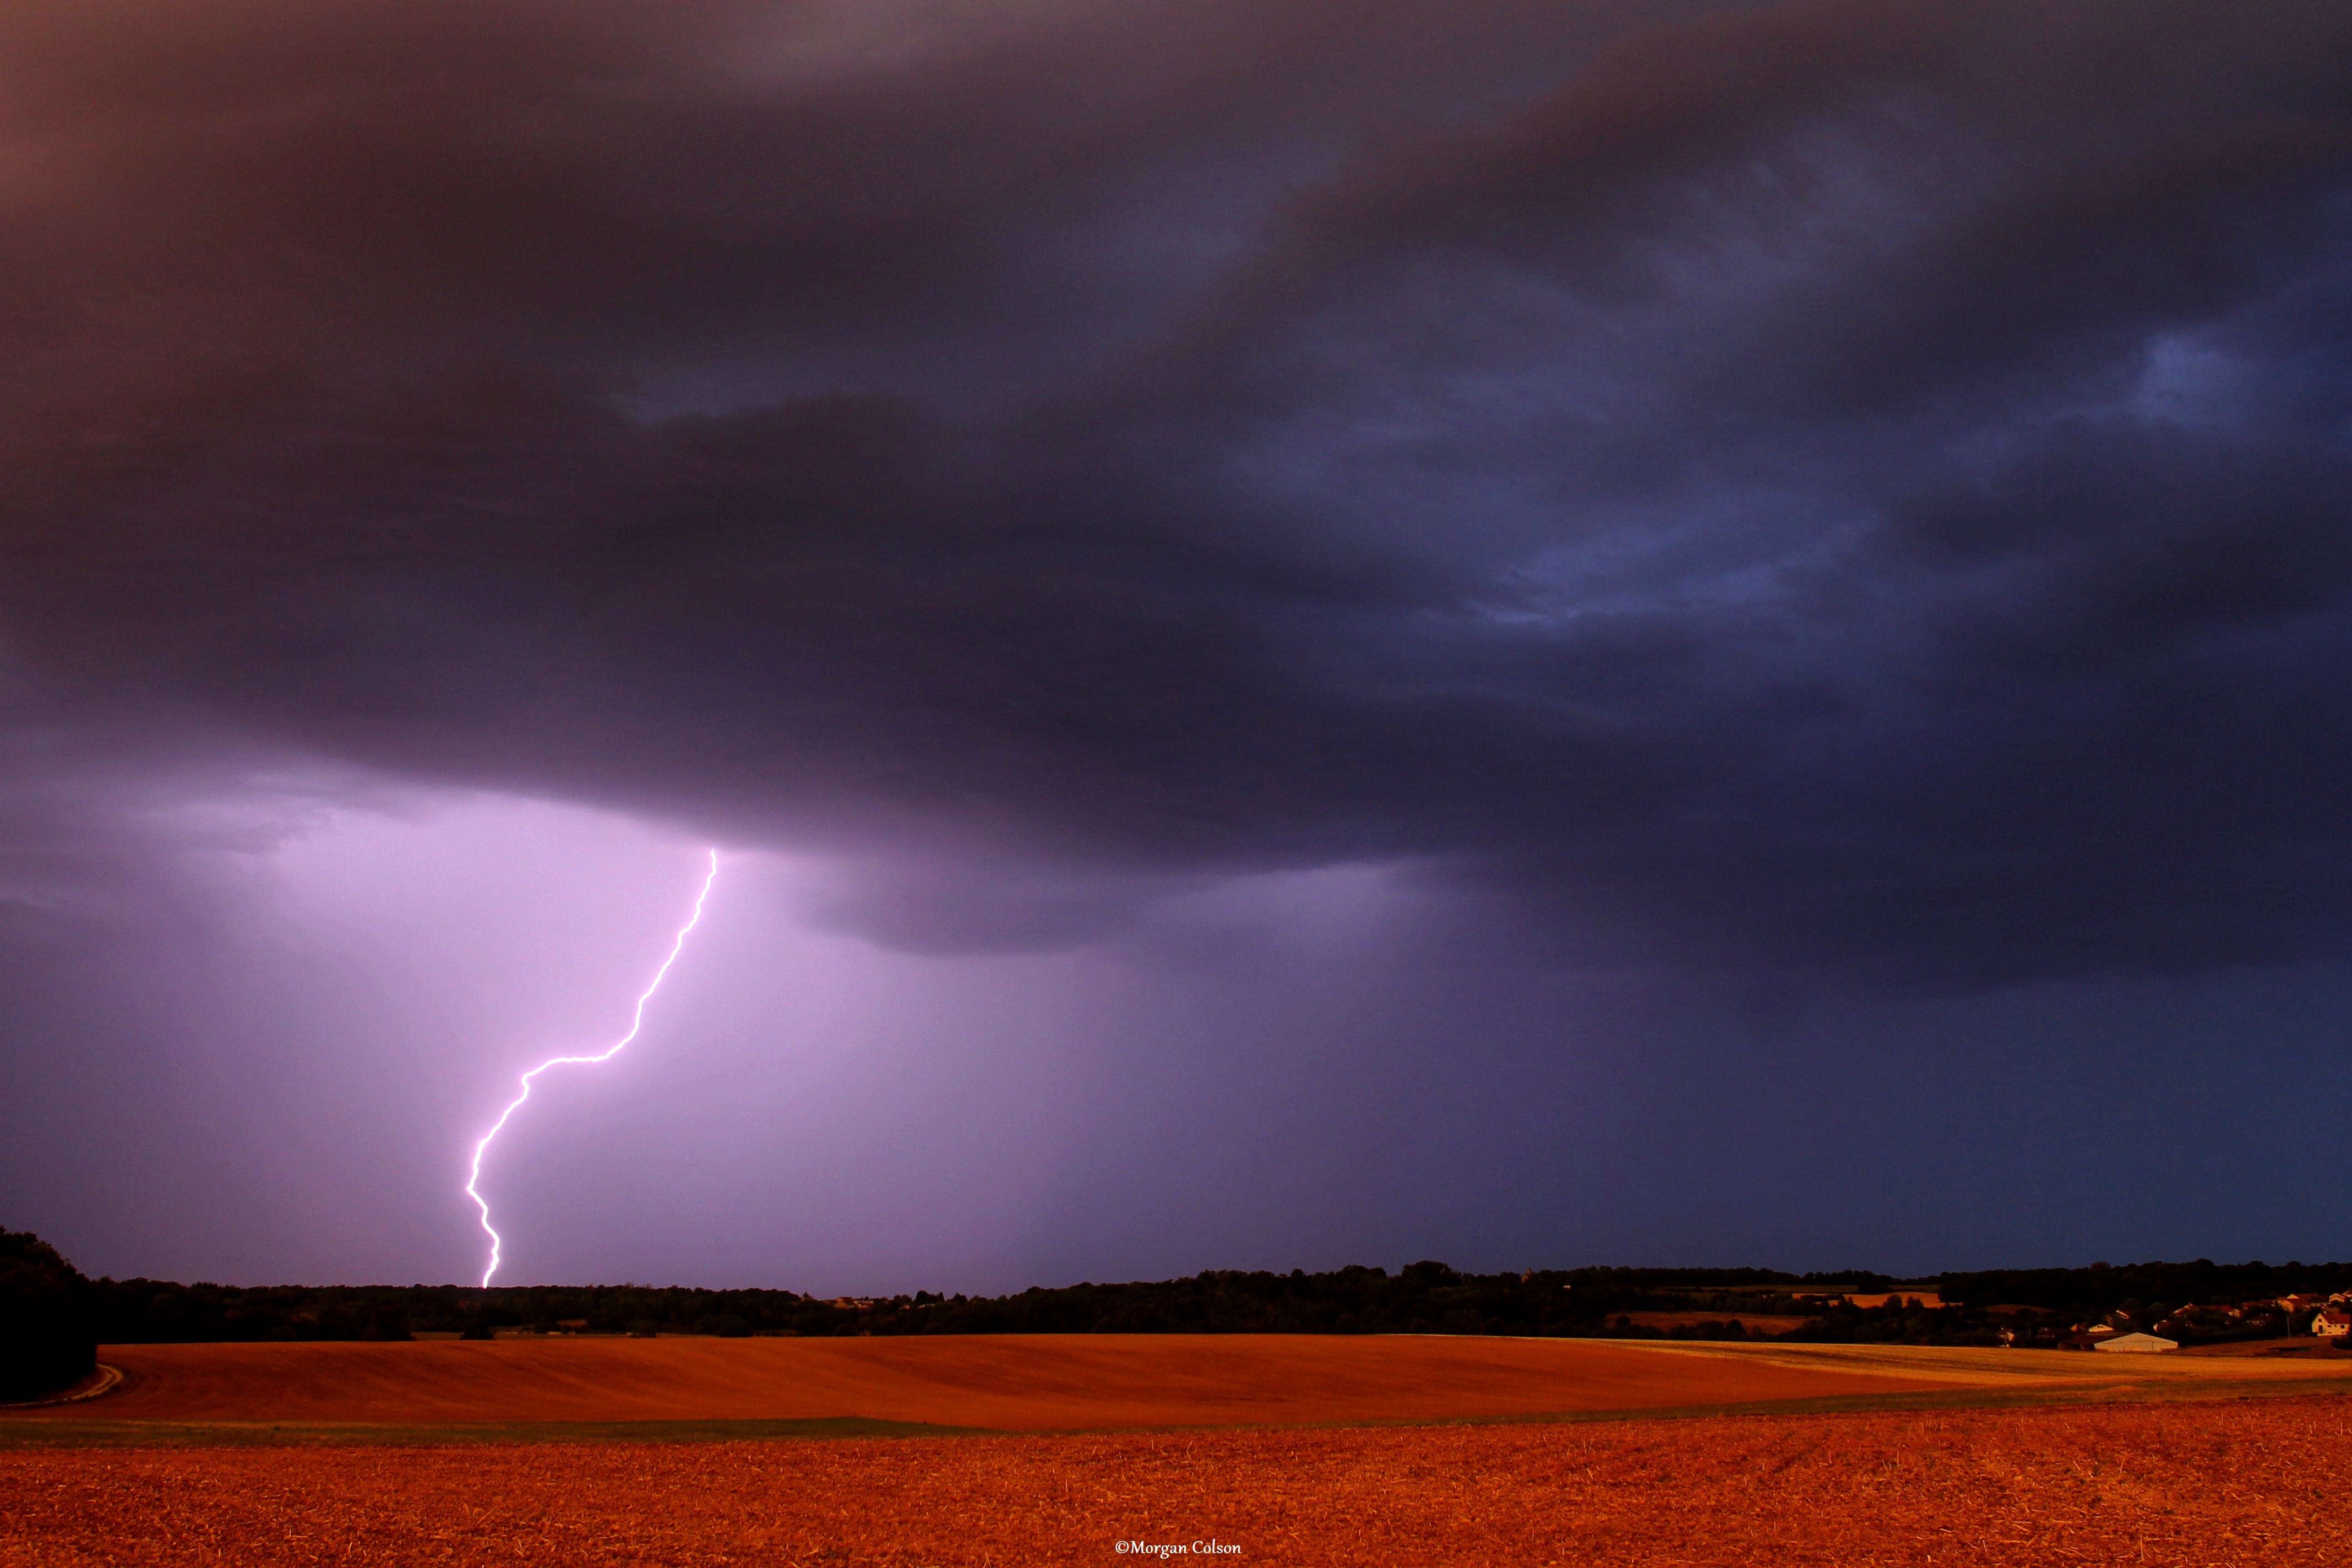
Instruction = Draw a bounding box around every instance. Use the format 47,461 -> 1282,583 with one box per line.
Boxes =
10,1335 -> 1996,1429
9,1392 -> 2352,1565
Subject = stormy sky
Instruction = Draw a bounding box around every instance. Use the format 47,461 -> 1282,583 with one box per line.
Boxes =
6,0 -> 2352,1292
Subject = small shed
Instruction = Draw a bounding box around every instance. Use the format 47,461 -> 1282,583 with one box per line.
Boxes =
2092,1331 -> 2178,1353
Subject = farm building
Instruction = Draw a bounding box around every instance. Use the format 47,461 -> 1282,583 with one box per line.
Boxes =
2312,1307 -> 2351,1338
2092,1332 -> 2178,1353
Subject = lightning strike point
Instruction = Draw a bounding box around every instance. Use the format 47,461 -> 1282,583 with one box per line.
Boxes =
463,847 -> 721,1288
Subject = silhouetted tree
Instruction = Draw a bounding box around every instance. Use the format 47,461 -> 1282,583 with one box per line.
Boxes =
0,1229 -> 96,1401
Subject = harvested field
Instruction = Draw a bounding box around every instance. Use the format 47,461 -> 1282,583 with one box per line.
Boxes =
24,1334 -> 2352,1436
8,1391 -> 2352,1565
2183,1337 -> 2352,1358
13,1334 -> 1981,1431
1834,1292 -> 1946,1309
1614,1312 -> 1815,1334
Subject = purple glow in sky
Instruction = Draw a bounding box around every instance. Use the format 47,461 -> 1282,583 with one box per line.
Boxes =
7,0 -> 2352,1291
7,786 -> 2338,1293
464,849 -> 721,1287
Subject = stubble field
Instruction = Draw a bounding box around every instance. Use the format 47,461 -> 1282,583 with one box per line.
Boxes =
12,1337 -> 2352,1565
8,1393 -> 2352,1566
11,1334 -> 1985,1430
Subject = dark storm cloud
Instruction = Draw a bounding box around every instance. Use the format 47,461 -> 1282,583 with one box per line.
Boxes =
5,0 -> 2352,986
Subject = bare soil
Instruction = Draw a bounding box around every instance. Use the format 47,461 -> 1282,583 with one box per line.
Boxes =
13,1335 -> 1974,1430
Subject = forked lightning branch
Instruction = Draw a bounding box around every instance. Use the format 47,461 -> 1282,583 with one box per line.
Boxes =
462,848 -> 722,1287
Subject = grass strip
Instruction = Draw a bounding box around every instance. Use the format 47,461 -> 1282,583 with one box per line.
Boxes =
0,1414 -> 1001,1450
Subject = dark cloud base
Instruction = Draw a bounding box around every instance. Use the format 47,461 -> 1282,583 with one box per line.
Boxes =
6,0 -> 2352,990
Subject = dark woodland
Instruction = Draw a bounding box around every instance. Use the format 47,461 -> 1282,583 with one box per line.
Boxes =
7,1227 -> 2346,1396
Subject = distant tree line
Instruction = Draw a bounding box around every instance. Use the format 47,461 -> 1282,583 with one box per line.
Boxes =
9,1227 -> 2352,1387
1936,1259 -> 2352,1316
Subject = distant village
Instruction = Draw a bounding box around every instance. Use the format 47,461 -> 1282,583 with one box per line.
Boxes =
2002,1291 -> 2352,1354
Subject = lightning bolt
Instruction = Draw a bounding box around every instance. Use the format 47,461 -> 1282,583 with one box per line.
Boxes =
464,847 -> 721,1287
